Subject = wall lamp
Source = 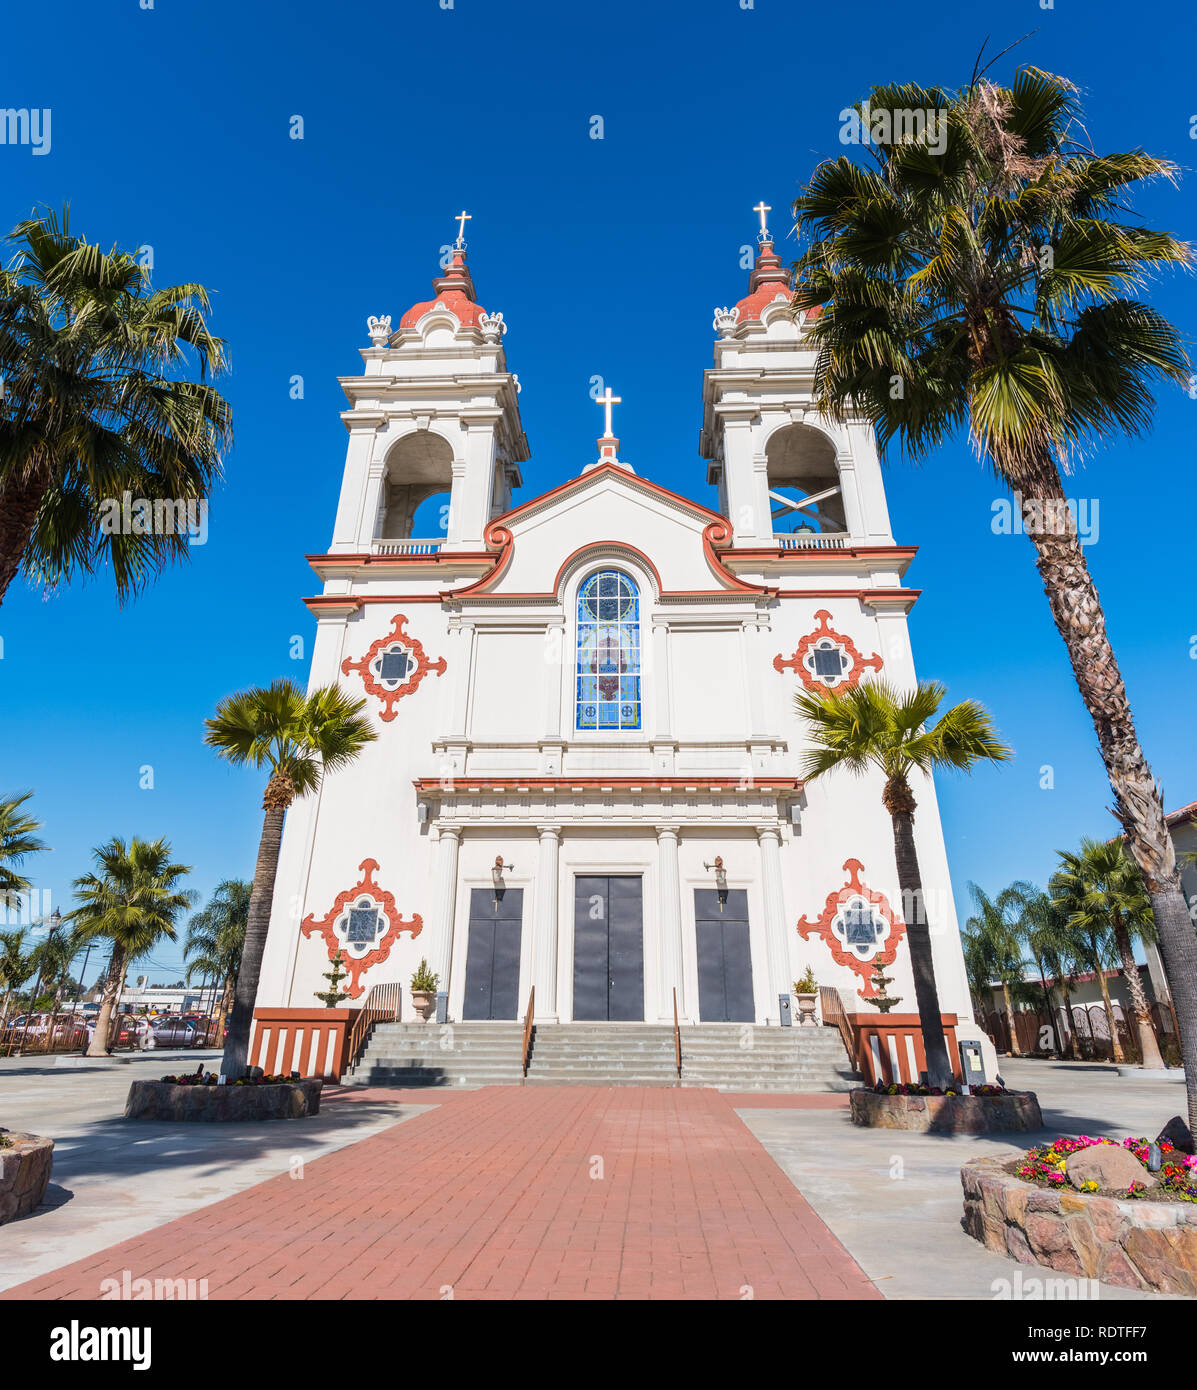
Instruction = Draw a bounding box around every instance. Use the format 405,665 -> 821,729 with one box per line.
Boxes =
703,855 -> 729,908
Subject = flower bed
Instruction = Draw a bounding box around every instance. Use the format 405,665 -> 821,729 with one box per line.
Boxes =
1015,1135 -> 1197,1203
0,1128 -> 54,1224
962,1145 -> 1197,1295
160,1072 -> 296,1087
851,1084 -> 1042,1133
125,1077 -> 322,1122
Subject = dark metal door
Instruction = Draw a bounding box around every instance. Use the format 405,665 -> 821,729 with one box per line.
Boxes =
694,888 -> 755,1022
572,876 -> 644,1021
462,887 -> 523,1020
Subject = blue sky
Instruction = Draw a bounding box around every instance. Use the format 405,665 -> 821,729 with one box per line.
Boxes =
1,0 -> 1193,981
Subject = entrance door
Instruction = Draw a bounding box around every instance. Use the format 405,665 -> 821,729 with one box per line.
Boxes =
573,876 -> 644,1021
462,887 -> 524,1020
694,888 -> 755,1022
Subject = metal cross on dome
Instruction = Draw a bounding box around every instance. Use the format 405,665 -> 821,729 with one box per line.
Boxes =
453,209 -> 471,246
595,385 -> 621,439
753,200 -> 771,239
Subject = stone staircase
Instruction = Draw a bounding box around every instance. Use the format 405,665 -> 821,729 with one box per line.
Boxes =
343,1020 -> 859,1092
342,1021 -> 525,1087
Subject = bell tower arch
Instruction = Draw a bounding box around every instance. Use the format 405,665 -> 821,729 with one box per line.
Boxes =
329,222 -> 529,554
699,204 -> 893,549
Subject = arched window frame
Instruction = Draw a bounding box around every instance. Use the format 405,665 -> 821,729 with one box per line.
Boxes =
574,568 -> 642,732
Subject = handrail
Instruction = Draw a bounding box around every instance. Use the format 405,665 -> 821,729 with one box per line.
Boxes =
672,987 -> 682,1080
818,986 -> 858,1072
344,981 -> 402,1073
521,986 -> 535,1077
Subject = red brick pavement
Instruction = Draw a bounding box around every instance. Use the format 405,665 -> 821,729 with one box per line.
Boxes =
2,1086 -> 877,1301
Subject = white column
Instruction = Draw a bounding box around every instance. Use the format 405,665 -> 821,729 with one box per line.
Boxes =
330,419 -> 383,552
431,825 -> 462,1009
532,825 -> 561,1021
757,824 -> 791,1025
656,825 -> 684,1021
651,619 -> 673,738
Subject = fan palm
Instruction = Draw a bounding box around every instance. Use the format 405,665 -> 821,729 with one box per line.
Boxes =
28,921 -> 84,1013
791,65 -> 1197,1120
796,678 -> 1011,1085
0,205 -> 231,605
0,790 -> 47,911
184,879 -> 251,1034
204,681 -> 376,1078
0,929 -> 33,1030
1008,882 -> 1080,1058
64,837 -> 194,1056
1051,837 -> 1164,1068
963,883 -> 1031,1056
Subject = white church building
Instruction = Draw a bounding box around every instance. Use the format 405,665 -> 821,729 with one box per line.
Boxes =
253,209 -> 990,1075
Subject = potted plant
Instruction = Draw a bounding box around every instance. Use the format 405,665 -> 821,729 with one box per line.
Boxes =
793,966 -> 819,1026
410,959 -> 439,1023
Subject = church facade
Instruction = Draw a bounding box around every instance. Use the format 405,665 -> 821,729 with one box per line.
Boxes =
253,211 -> 990,1067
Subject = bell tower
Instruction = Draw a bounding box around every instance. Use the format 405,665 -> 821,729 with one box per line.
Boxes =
329,216 -> 529,555
699,203 -> 894,549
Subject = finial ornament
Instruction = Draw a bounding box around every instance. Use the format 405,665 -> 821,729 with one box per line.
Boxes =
454,209 -> 472,247
479,310 -> 506,342
712,305 -> 739,339
753,199 -> 772,243
366,314 -> 392,346
594,385 -> 621,439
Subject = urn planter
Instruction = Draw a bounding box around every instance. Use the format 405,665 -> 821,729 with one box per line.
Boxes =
125,1078 -> 322,1122
961,1155 -> 1197,1296
794,993 -> 818,1026
850,1087 -> 1043,1134
410,990 -> 436,1023
0,1129 -> 54,1223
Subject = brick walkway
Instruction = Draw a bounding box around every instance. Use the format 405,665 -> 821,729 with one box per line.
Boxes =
3,1087 -> 878,1300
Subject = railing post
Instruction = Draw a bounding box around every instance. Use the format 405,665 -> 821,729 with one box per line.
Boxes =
673,987 -> 681,1081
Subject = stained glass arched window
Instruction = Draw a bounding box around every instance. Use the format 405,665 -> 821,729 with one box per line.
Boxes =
576,570 -> 641,731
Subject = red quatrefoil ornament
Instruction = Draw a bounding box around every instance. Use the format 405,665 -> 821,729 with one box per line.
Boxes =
795,859 -> 906,1001
773,609 -> 882,694
300,858 -> 422,999
341,614 -> 446,721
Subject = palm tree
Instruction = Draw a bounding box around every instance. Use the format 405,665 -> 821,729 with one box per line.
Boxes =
0,791 -> 47,912
184,879 -> 251,1036
65,837 -> 194,1057
28,921 -> 84,1014
0,205 -> 232,606
1052,838 -> 1165,1068
0,929 -> 32,1030
204,681 -> 376,1078
1009,883 -> 1078,1058
791,66 -> 1197,1123
795,678 -> 1011,1085
963,883 -> 1031,1056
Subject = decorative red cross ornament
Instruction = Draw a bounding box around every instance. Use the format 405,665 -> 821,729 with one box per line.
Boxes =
300,858 -> 422,999
341,614 -> 447,722
773,609 -> 883,695
795,859 -> 906,1001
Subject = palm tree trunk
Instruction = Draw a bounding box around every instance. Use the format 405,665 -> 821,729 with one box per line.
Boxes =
220,800 -> 288,1079
1087,931 -> 1125,1064
1059,979 -> 1078,1059
887,800 -> 954,1087
1019,459 -> 1197,1121
1111,915 -> 1165,1069
1002,980 -> 1023,1056
1037,970 -> 1059,1056
0,471 -> 48,609
86,945 -> 125,1058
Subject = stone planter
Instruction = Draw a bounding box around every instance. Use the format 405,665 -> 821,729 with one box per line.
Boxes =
961,1155 -> 1197,1295
125,1078 -> 322,1122
0,1129 -> 54,1223
850,1087 -> 1043,1134
410,990 -> 436,1023
794,993 -> 818,1026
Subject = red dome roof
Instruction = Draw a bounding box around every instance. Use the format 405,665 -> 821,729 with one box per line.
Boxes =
398,249 -> 487,330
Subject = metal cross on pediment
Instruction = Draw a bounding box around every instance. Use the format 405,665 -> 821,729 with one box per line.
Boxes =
595,386 -> 621,439
454,209 -> 472,246
753,201 -> 771,237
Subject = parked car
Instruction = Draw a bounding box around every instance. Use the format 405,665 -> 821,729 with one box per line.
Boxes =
150,1015 -> 204,1048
